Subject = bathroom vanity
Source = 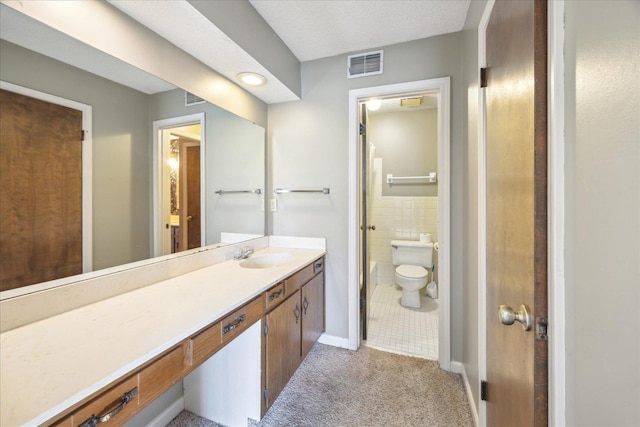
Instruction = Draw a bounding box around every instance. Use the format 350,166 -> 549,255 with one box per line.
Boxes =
0,236 -> 326,427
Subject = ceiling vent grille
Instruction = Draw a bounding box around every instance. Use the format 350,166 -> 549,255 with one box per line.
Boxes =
347,50 -> 383,78
185,91 -> 206,107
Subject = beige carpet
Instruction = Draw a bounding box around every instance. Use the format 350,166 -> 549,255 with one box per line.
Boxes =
168,343 -> 474,427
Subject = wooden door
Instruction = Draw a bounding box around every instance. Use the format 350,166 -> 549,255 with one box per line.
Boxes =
485,0 -> 548,425
179,140 -> 201,251
301,273 -> 325,359
0,89 -> 83,291
264,290 -> 301,410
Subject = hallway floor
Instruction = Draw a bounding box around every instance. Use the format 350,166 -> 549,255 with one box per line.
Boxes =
364,284 -> 439,360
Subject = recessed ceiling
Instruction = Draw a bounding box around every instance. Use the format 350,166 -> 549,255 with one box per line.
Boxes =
249,0 -> 471,62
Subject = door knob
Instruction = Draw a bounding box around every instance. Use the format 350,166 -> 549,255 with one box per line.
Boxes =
186,215 -> 193,221
498,304 -> 532,330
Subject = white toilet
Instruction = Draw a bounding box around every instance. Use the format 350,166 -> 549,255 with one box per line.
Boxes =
391,240 -> 434,308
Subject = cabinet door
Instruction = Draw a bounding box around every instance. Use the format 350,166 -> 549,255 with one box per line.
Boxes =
301,273 -> 325,359
264,290 -> 301,409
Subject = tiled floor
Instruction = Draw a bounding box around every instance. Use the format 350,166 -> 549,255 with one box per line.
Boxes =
364,284 -> 439,360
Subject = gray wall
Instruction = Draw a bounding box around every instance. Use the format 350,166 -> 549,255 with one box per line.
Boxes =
460,0 -> 486,412
268,33 -> 465,359
564,1 -> 640,424
0,40 -> 151,271
369,108 -> 439,197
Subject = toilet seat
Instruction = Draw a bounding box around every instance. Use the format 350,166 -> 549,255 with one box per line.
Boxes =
395,264 -> 428,279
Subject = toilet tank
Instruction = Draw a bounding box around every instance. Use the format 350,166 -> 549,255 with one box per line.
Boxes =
391,240 -> 434,267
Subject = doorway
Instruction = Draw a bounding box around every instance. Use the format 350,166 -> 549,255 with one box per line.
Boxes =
348,78 -> 452,370
361,94 -> 441,360
152,114 -> 205,257
0,81 -> 93,290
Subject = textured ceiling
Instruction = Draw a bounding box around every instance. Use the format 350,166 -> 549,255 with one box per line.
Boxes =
249,0 -> 471,62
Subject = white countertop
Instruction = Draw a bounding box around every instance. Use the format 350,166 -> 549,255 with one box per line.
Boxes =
0,245 -> 325,426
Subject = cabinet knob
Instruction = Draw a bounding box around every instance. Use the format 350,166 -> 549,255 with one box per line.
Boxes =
294,303 -> 301,324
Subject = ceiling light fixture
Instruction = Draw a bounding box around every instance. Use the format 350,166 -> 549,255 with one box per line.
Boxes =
237,72 -> 267,86
366,99 -> 382,111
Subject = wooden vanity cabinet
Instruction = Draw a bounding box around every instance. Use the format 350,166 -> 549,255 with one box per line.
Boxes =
301,272 -> 325,359
264,289 -> 303,408
262,256 -> 325,414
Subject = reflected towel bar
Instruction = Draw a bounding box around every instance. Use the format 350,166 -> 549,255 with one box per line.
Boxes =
215,189 -> 262,195
386,172 -> 437,184
274,188 -> 331,194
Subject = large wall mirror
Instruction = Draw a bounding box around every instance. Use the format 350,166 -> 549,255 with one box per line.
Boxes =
0,4 -> 266,294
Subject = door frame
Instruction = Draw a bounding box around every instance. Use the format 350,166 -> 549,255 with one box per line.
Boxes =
152,113 -> 205,257
0,81 -> 93,274
347,77 -> 451,371
477,1 -> 566,424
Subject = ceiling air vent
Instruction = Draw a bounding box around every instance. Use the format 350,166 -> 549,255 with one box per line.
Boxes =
185,91 -> 206,107
347,50 -> 383,78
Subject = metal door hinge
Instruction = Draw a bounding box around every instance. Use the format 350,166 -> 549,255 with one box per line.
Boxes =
360,297 -> 366,310
481,380 -> 488,401
263,388 -> 268,401
536,316 -> 548,341
359,123 -> 366,136
263,323 -> 268,335
480,67 -> 487,88
81,130 -> 86,141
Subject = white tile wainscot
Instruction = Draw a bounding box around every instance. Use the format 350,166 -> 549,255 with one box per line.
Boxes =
0,236 -> 326,427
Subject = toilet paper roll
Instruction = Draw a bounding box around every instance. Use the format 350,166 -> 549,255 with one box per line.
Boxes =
419,233 -> 432,243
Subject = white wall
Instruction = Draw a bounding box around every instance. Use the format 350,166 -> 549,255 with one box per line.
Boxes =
564,1 -> 640,424
268,33 -> 464,358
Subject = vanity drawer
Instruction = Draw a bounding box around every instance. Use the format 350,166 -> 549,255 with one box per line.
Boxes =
265,282 -> 285,311
191,321 -> 223,367
313,257 -> 325,275
138,344 -> 189,406
284,263 -> 314,296
220,296 -> 263,344
72,375 -> 139,427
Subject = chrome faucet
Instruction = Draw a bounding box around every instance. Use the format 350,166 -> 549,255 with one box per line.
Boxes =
234,246 -> 254,260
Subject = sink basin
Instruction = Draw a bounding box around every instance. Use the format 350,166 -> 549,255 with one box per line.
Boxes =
239,253 -> 293,269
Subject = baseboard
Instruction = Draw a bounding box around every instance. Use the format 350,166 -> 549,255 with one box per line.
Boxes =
453,361 -> 480,427
145,396 -> 184,427
317,333 -> 351,349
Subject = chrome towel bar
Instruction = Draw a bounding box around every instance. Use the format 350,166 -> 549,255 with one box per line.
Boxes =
215,189 -> 262,195
274,188 -> 330,194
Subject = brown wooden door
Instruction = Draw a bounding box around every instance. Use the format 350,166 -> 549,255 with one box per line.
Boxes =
485,0 -> 548,425
301,273 -> 325,359
264,290 -> 301,411
179,140 -> 201,251
0,89 -> 83,291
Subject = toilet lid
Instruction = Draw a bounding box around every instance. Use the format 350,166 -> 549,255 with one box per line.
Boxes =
396,265 -> 428,279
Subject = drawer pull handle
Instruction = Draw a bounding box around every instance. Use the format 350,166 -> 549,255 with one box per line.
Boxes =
303,297 -> 310,314
268,289 -> 283,302
295,303 -> 301,324
315,261 -> 323,270
222,314 -> 246,334
79,387 -> 137,427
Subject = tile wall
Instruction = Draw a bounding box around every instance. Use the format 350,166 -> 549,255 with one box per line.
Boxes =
369,158 -> 439,286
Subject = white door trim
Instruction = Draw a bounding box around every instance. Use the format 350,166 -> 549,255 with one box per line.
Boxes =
347,77 -> 452,371
477,1 -> 494,424
548,0 -> 566,424
152,113 -> 205,257
0,81 -> 93,274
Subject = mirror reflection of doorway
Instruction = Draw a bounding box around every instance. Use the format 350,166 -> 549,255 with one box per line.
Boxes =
161,124 -> 201,254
